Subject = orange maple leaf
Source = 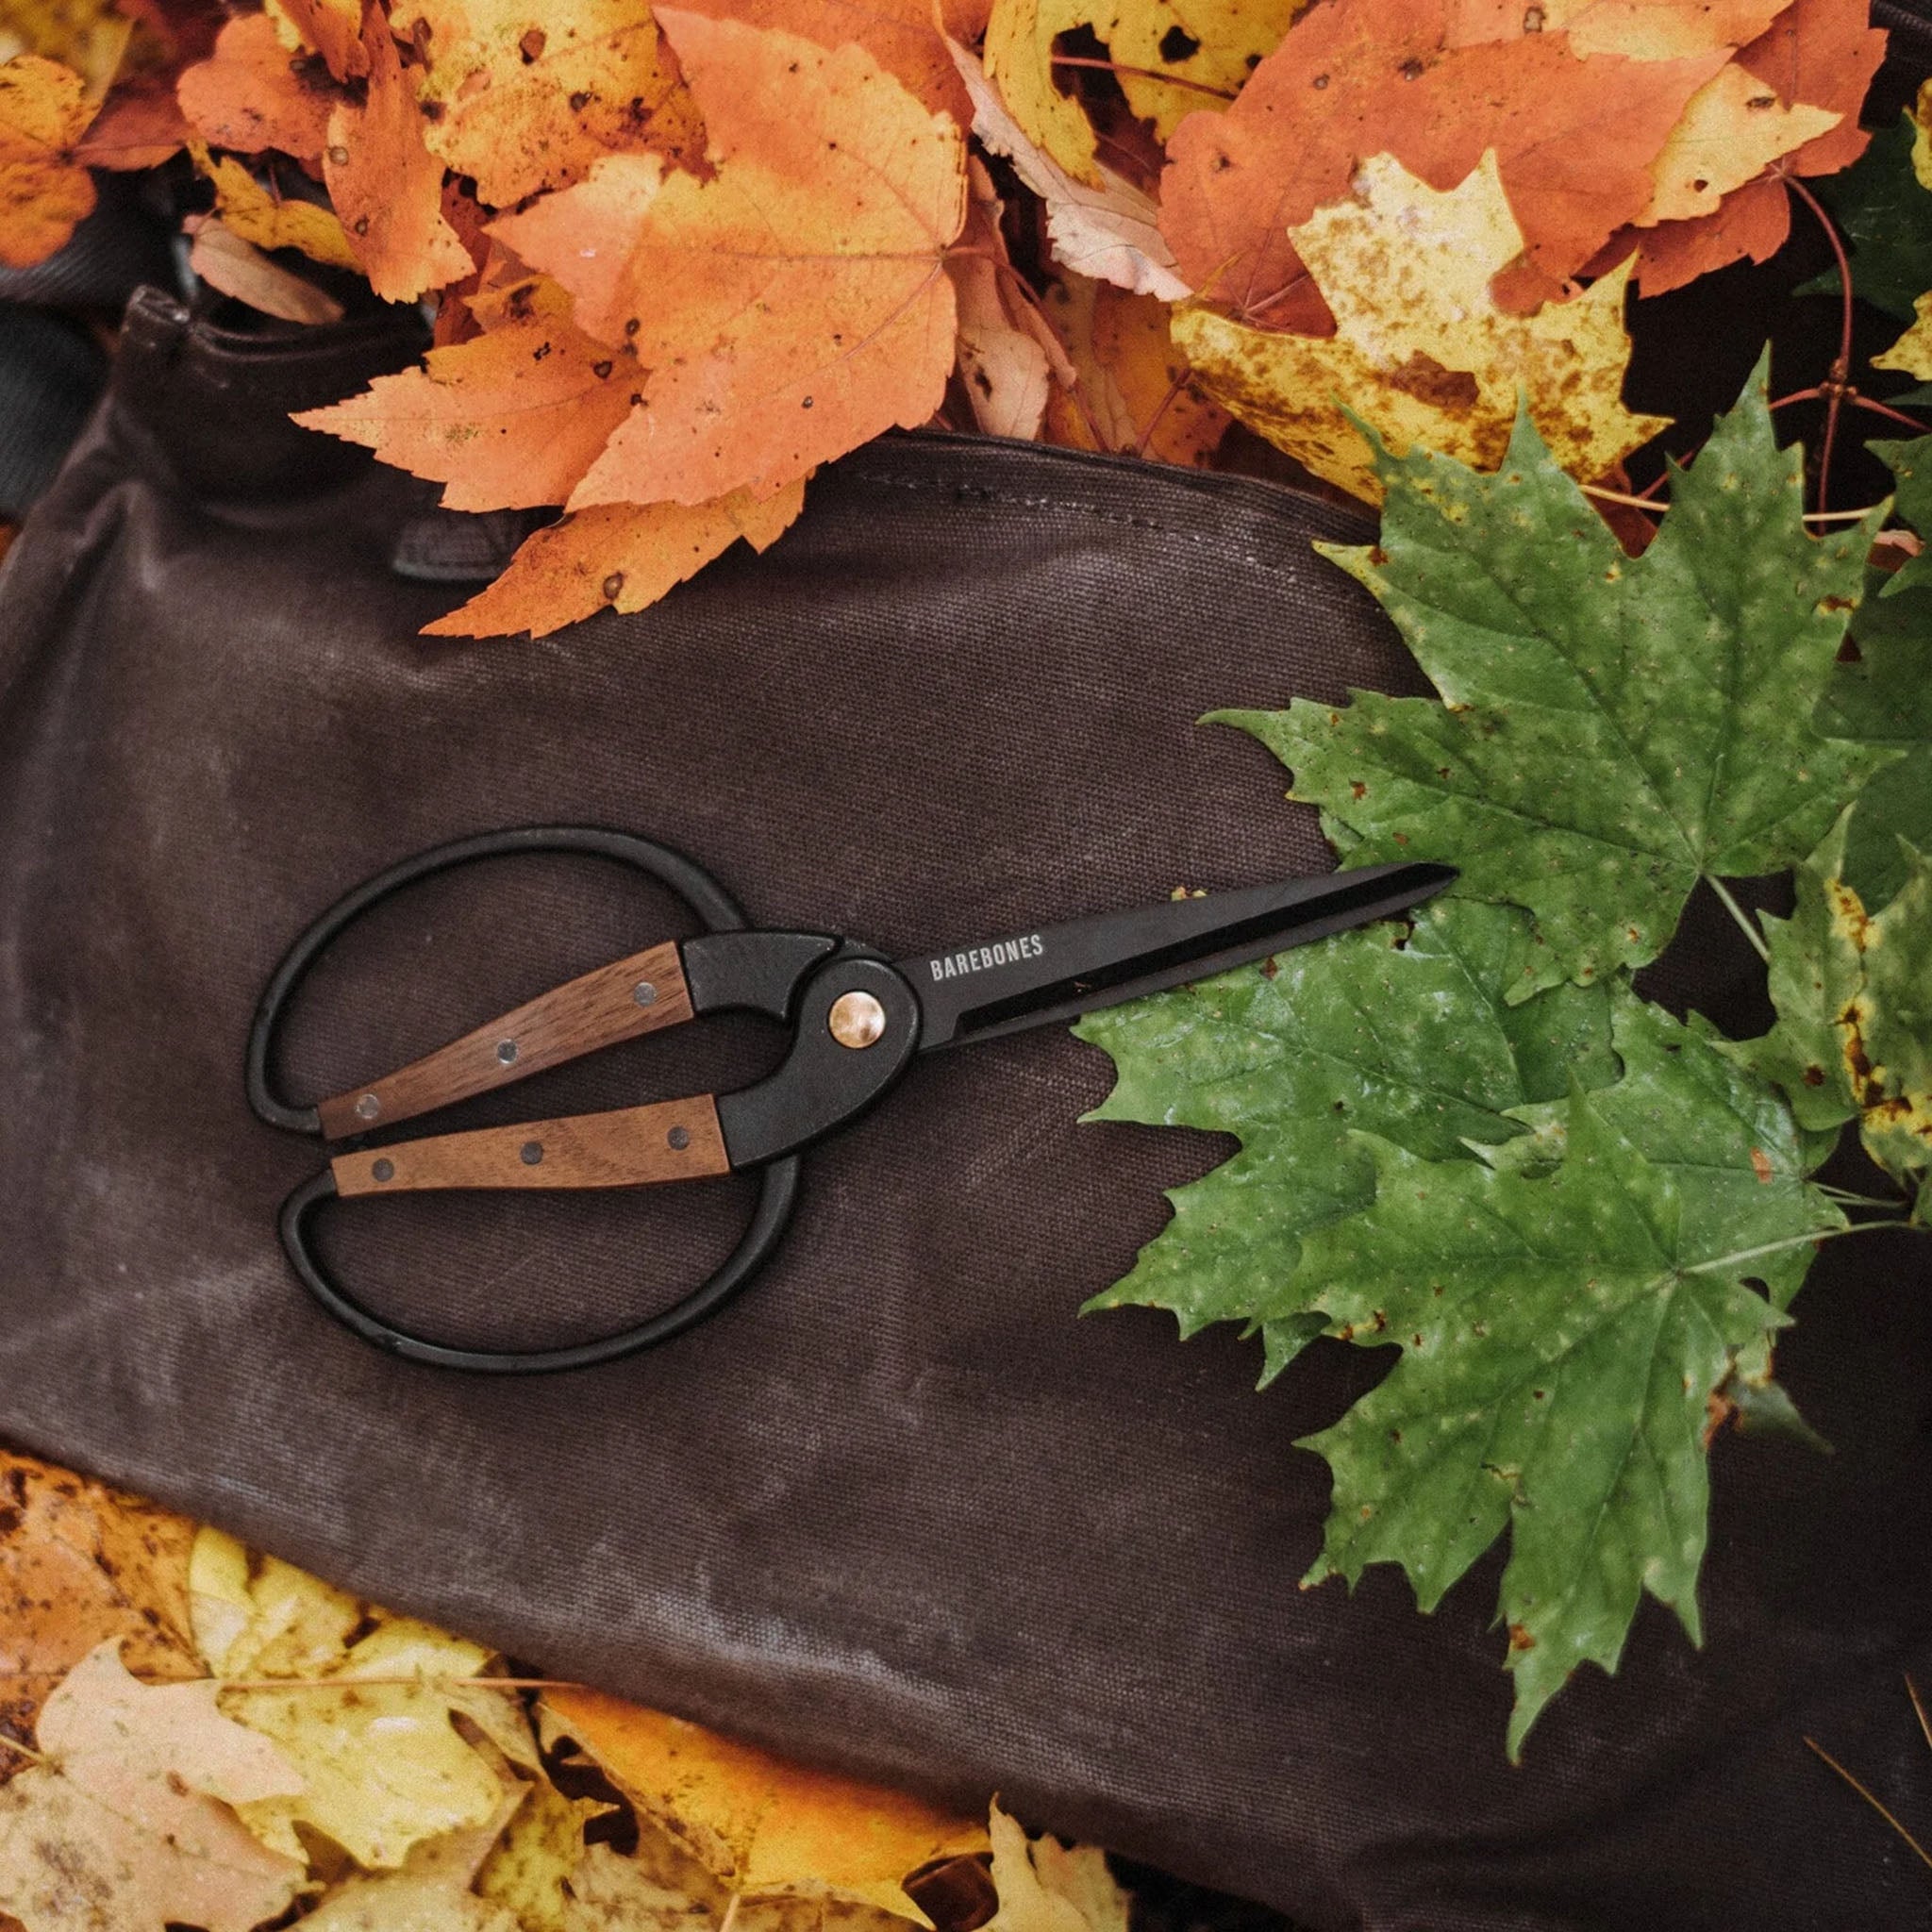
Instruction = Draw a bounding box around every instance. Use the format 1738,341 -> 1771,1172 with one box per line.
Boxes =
1043,274 -> 1228,466
294,275 -> 641,509
1607,0 -> 1886,292
323,8 -> 475,303
73,77 -> 191,173
421,485 -> 806,637
495,8 -> 966,509
177,12 -> 336,175
0,54 -> 97,270
276,0 -> 370,81
1158,0 -> 1730,324
678,0 -> 974,124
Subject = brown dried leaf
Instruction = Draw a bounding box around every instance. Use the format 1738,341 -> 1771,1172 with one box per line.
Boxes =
950,157 -> 1055,441
190,215 -> 346,322
0,1451 -> 198,1745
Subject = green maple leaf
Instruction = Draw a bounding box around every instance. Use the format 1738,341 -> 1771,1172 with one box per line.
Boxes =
1750,811 -> 1932,1205
1218,360 -> 1892,999
1812,555 -> 1932,911
1801,113 -> 1932,323
1868,436 -> 1932,598
1075,898 -> 1615,1380
1295,996 -> 1840,1757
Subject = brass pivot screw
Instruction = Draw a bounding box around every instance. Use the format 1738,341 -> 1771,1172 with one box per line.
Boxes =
828,990 -> 887,1049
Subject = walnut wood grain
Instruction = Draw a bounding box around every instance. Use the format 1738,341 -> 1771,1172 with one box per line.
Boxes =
331,1095 -> 730,1195
316,941 -> 691,1140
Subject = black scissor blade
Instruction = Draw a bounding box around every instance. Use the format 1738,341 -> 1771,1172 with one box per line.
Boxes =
903,860 -> 1457,1051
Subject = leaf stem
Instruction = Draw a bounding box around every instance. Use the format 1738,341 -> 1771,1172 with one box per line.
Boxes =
1908,1674 -> 1932,1752
1783,173 -> 1857,516
1133,365 -> 1191,458
0,1734 -> 46,1765
217,1674 -> 580,1691
1704,874 -> 1773,962
1805,1736 -> 1932,1871
1048,54 -> 1238,99
1683,1222 -> 1912,1276
1577,482 -> 1879,525
1849,392 -> 1931,435
1814,1186 -> 1909,1209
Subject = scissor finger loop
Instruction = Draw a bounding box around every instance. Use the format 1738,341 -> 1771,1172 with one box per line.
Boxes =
251,822 -> 1458,1373
247,825 -> 850,1372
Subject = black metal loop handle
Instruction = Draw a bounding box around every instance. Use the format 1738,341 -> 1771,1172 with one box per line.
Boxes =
248,825 -> 800,1373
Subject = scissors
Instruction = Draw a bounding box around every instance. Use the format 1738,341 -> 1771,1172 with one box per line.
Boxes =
248,826 -> 1454,1374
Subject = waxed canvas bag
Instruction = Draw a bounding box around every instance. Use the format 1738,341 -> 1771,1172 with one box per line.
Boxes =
4,80 -> 1932,1920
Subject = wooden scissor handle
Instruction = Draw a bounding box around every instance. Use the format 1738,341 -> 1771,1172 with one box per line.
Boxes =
330,1093 -> 731,1194
315,940 -> 692,1138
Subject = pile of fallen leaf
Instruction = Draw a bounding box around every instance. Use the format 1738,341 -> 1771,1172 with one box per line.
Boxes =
0,0 -> 1892,632
0,1446 -> 1137,1932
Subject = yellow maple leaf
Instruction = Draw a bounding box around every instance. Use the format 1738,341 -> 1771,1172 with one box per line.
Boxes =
475,1776 -> 625,1930
189,139 -> 358,270
1875,296 -> 1932,379
0,0 -> 131,99
1174,150 -> 1668,504
400,0 -> 702,208
982,1803 -> 1130,1932
0,53 -> 96,270
1638,59 -> 1839,223
495,9 -> 965,511
541,1690 -> 989,1923
188,1527 -> 517,1872
984,0 -> 1307,186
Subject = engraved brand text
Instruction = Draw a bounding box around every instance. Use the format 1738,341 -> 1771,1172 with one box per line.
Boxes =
928,935 -> 1044,980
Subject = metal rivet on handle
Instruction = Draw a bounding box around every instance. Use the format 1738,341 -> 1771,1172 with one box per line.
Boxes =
633,981 -> 658,1008
372,1158 -> 395,1183
355,1093 -> 382,1122
667,1125 -> 691,1151
520,1141 -> 543,1166
828,991 -> 887,1050
497,1040 -> 519,1065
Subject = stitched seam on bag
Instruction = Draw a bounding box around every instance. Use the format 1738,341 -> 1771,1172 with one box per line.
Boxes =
841,468 -> 1355,579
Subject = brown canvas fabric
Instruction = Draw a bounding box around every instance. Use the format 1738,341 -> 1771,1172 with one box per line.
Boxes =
1,288 -> 1930,1931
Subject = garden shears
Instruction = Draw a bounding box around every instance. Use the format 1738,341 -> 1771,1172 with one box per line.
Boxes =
248,826 -> 1454,1374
